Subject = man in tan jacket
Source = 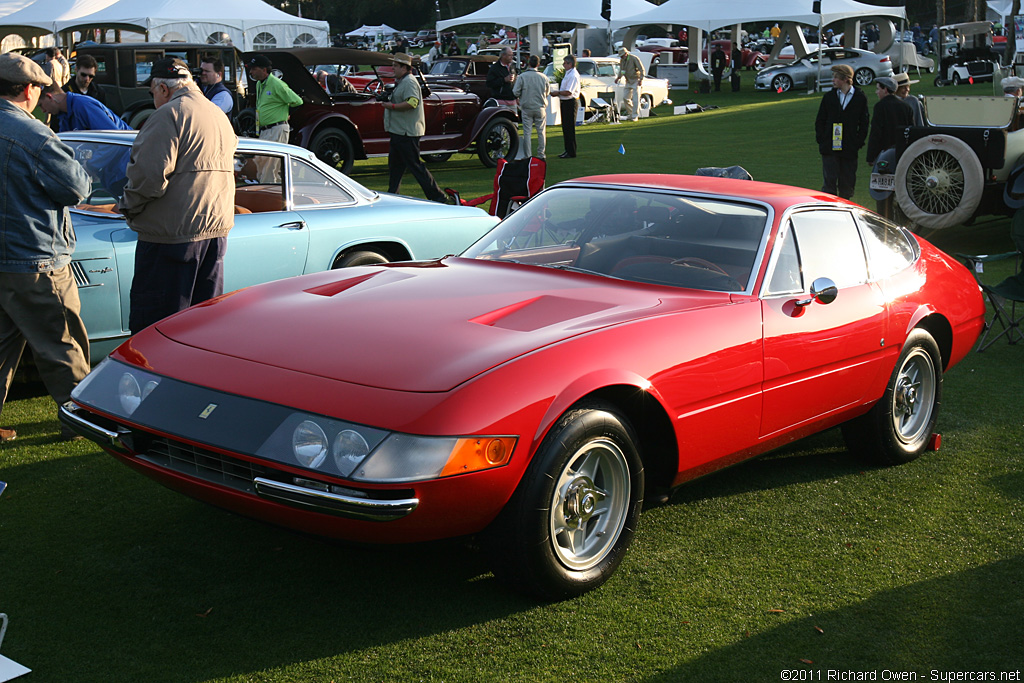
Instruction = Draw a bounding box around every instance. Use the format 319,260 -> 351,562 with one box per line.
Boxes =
615,47 -> 645,121
118,57 -> 237,334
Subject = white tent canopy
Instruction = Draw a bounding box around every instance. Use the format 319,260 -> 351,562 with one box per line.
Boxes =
0,0 -> 329,49
619,0 -> 906,34
345,24 -> 400,37
437,0 -> 656,31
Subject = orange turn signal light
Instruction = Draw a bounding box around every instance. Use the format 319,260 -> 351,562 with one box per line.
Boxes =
440,437 -> 517,478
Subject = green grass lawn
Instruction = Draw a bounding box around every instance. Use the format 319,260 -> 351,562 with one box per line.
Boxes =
1,73 -> 1022,682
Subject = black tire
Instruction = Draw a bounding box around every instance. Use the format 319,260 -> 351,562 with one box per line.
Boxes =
311,128 -> 355,176
771,73 -> 793,92
424,152 -> 453,163
934,76 -> 946,87
952,73 -> 962,86
842,329 -> 942,465
235,107 -> 257,138
854,67 -> 875,86
128,108 -> 154,130
332,250 -> 389,268
640,94 -> 653,114
488,402 -> 644,600
476,117 -> 518,168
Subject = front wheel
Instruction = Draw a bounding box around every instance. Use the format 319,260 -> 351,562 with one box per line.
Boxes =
639,94 -> 653,114
952,73 -> 962,86
771,73 -> 793,92
842,329 -> 942,465
488,402 -> 644,600
311,128 -> 355,176
476,118 -> 518,168
332,250 -> 389,268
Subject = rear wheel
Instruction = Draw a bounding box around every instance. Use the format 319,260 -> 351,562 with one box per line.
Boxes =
234,108 -> 257,138
424,152 -> 453,163
842,329 -> 941,465
128,108 -> 154,130
476,118 -> 518,168
488,402 -> 644,600
332,250 -> 388,268
854,67 -> 875,86
311,128 -> 355,176
639,94 -> 653,115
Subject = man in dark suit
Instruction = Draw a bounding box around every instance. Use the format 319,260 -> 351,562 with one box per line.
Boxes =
710,44 -> 727,91
814,64 -> 869,199
866,76 -> 913,219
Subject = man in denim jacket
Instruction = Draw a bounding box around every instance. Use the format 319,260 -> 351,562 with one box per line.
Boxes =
0,53 -> 91,441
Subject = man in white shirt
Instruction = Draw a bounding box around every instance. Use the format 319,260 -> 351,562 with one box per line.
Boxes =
552,55 -> 581,158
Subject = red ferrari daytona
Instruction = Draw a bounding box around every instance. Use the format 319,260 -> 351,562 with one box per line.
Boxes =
62,175 -> 986,600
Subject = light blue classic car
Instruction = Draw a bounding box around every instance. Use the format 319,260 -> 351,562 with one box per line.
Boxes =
62,132 -> 500,359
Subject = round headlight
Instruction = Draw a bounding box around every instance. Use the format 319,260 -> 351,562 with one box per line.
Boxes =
292,420 -> 328,469
118,373 -> 141,415
332,429 -> 370,477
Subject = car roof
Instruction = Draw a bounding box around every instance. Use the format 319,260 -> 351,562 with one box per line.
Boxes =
566,174 -> 855,211
58,130 -> 308,157
246,47 -> 396,67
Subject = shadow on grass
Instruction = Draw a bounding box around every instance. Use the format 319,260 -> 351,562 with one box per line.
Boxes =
641,554 -> 1024,680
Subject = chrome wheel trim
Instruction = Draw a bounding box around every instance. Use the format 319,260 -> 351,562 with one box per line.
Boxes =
549,437 -> 630,571
905,149 -> 965,215
891,347 -> 937,445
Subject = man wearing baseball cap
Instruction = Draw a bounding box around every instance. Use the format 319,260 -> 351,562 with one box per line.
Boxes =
246,54 -> 303,145
117,57 -> 237,334
814,63 -> 869,199
0,53 -> 91,441
382,52 -> 447,203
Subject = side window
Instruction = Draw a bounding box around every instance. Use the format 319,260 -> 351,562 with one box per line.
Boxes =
233,153 -> 285,214
135,51 -> 161,86
790,210 -> 868,288
857,212 -> 919,280
289,158 -> 355,206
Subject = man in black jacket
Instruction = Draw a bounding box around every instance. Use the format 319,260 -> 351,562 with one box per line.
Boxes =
814,64 -> 869,199
866,76 -> 913,219
487,47 -> 516,100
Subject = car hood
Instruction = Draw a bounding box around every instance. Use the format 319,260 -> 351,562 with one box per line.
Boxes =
154,257 -> 728,393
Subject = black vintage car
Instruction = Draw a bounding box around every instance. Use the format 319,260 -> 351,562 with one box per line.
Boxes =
74,42 -> 245,128
240,48 -> 519,174
423,54 -> 503,102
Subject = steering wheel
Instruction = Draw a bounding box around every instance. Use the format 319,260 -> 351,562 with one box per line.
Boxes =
671,257 -> 730,277
363,78 -> 383,94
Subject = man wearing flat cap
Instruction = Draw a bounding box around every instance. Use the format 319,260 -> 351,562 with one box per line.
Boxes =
814,63 -> 869,199
117,57 -> 237,334
866,75 -> 913,219
894,72 -> 924,126
0,53 -> 91,441
382,52 -> 447,203
1002,76 -> 1024,97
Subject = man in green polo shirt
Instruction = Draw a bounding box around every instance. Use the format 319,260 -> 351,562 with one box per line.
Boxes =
380,52 -> 447,203
246,54 -> 302,144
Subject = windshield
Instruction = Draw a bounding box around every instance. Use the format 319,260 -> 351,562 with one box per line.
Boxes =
462,186 -> 769,293
64,139 -> 132,207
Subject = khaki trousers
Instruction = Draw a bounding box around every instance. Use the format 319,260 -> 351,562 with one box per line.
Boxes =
0,265 -> 90,418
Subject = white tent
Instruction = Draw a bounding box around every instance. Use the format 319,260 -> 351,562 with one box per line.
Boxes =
437,0 -> 657,31
618,0 -> 906,34
0,0 -> 329,49
345,24 -> 400,37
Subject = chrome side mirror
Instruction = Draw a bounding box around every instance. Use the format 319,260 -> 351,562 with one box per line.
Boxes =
795,277 -> 838,308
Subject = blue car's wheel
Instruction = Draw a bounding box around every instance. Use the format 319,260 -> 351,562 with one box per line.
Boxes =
489,402 -> 644,600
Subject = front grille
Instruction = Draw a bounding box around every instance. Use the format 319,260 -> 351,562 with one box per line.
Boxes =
139,437 -> 279,494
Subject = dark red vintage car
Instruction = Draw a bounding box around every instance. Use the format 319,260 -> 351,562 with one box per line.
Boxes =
242,48 -> 519,174
62,175 -> 985,600
424,54 -> 503,102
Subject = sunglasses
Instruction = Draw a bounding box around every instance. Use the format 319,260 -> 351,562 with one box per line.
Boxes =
78,72 -> 95,79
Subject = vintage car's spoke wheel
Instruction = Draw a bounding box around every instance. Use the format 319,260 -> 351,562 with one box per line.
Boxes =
842,329 -> 942,465
895,134 -> 983,230
311,128 -> 355,176
771,74 -> 792,92
234,108 -> 257,138
477,118 -> 518,168
854,67 -> 875,86
332,250 -> 388,268
487,402 -> 644,600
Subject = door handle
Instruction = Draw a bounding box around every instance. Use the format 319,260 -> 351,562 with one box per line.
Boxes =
277,221 -> 306,230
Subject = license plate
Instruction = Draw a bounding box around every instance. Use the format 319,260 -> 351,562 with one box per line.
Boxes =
870,173 -> 895,191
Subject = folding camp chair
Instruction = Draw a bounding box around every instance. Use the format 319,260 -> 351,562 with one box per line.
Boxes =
444,156 -> 546,218
957,212 -> 1024,351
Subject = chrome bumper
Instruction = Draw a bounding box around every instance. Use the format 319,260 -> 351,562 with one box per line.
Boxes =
254,477 -> 419,521
59,402 -> 133,454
